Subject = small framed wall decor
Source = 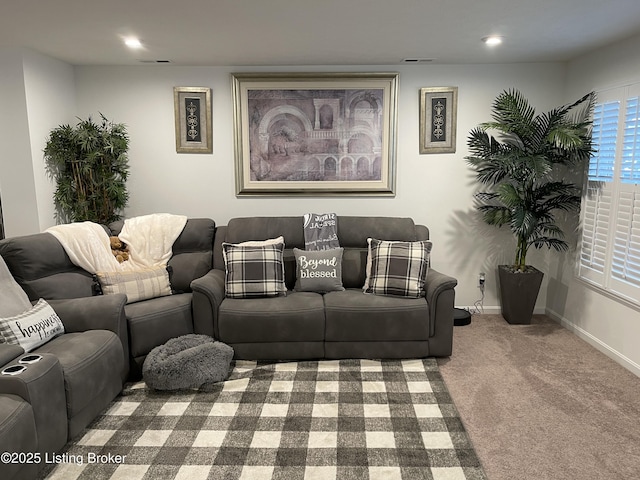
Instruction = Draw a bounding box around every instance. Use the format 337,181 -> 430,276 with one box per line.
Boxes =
419,86 -> 458,154
173,87 -> 212,153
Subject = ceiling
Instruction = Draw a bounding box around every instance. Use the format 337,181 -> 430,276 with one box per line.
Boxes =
2,0 -> 640,66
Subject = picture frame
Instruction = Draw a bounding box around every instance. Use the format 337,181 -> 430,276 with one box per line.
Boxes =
419,86 -> 458,154
173,87 -> 212,154
232,72 -> 398,196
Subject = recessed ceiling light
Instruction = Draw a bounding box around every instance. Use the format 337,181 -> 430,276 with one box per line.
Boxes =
482,36 -> 503,46
124,37 -> 143,49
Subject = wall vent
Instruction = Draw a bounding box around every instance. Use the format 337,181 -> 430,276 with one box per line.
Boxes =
402,58 -> 435,63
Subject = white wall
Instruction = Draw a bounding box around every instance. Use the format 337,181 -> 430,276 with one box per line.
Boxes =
74,62 -> 566,310
0,48 -> 75,236
23,49 -> 76,231
548,32 -> 640,376
0,48 -> 39,237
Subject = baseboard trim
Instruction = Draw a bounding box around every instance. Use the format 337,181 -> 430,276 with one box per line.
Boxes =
455,306 -> 546,315
546,308 -> 640,377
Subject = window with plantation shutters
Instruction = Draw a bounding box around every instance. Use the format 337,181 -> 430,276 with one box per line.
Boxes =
580,184 -> 611,277
579,84 -> 640,305
589,100 -> 618,181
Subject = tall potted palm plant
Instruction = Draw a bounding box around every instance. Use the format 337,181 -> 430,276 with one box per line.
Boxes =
44,114 -> 130,224
466,89 -> 594,324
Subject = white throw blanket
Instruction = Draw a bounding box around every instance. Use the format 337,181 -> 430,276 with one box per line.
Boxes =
46,213 -> 188,273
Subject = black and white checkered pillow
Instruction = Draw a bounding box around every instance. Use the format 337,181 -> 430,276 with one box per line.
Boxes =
95,266 -> 172,304
223,242 -> 286,299
364,238 -> 432,298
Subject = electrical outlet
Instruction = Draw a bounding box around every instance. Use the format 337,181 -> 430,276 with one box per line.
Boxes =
478,272 -> 486,287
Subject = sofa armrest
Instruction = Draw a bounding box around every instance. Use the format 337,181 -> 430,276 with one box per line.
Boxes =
424,268 -> 458,356
0,344 -> 25,367
191,269 -> 226,338
47,294 -> 130,376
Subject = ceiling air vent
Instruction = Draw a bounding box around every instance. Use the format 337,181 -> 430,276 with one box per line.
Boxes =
139,60 -> 172,64
402,58 -> 435,63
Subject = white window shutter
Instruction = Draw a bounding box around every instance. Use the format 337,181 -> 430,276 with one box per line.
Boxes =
578,86 -> 640,305
621,97 -> 640,184
590,100 -> 619,181
579,183 -> 611,285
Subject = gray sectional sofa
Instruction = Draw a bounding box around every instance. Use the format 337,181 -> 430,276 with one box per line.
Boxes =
0,218 -> 216,378
0,257 -> 127,480
0,214 -> 457,479
192,216 -> 458,359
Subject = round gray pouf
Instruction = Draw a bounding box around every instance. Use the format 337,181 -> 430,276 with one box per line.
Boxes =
142,334 -> 234,391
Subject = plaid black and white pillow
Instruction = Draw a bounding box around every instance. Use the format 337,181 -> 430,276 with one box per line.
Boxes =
364,238 -> 432,298
223,242 -> 286,299
95,266 -> 172,304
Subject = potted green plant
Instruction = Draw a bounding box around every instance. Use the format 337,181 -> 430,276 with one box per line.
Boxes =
466,89 -> 594,324
44,114 -> 130,224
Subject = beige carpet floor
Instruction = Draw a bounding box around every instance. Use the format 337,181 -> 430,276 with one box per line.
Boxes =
438,314 -> 640,480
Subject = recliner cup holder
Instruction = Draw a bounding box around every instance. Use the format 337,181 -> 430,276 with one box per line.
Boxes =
2,364 -> 27,375
19,354 -> 42,364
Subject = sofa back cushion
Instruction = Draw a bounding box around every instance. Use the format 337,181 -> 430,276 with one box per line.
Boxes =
0,218 -> 215,301
0,232 -> 96,300
218,216 -> 428,289
109,218 -> 215,293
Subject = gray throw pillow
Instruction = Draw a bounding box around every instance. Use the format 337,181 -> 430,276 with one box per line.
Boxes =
0,255 -> 32,317
293,247 -> 345,293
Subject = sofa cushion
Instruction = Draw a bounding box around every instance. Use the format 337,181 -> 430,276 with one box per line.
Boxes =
95,266 -> 172,304
218,292 -> 325,343
109,218 -> 215,294
223,242 -> 286,298
364,238 -> 432,298
0,394 -> 38,480
165,218 -> 215,292
218,216 -> 428,291
125,293 -> 194,360
293,247 -> 344,293
336,217 -> 419,246
0,233 -> 96,301
0,299 -> 65,352
324,289 -> 430,342
35,330 -> 123,438
225,217 -> 304,246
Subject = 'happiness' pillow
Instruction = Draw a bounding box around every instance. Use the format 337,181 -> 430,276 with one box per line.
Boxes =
0,299 -> 65,352
293,247 -> 344,293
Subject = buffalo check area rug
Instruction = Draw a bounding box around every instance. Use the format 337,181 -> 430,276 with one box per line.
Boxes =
42,359 -> 486,480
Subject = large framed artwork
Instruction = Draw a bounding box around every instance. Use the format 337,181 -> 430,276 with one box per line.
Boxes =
232,72 -> 398,196
419,86 -> 458,154
173,87 -> 212,154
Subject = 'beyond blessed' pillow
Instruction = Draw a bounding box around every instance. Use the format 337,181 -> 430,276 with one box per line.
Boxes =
293,247 -> 344,293
0,299 -> 65,352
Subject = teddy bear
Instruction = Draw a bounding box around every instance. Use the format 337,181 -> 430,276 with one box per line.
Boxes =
109,236 -> 130,263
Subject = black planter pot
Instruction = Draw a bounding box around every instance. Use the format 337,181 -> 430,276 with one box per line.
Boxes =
497,265 -> 544,325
